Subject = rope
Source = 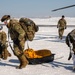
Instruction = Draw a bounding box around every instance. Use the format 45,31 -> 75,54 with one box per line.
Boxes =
8,30 -> 14,51
27,40 -> 30,49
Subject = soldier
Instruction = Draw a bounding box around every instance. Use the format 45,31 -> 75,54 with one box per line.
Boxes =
57,15 -> 67,39
0,26 -> 11,60
66,29 -> 75,71
1,15 -> 29,69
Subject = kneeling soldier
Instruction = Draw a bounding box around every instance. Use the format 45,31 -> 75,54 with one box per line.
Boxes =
0,26 -> 11,60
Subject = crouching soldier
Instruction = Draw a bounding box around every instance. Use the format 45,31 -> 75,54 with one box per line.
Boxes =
66,29 -> 75,71
0,26 -> 11,60
1,15 -> 29,69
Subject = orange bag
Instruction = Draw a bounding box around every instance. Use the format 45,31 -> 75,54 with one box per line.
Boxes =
24,48 -> 52,59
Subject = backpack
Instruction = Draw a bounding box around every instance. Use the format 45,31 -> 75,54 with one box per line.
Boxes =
19,18 -> 39,41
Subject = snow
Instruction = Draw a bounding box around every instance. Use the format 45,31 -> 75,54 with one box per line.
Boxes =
1,17 -> 75,25
31,17 -> 75,25
0,17 -> 75,75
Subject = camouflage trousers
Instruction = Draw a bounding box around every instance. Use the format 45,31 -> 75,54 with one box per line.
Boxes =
0,47 -> 11,60
13,39 -> 29,69
58,28 -> 64,39
72,54 -> 75,70
72,42 -> 75,54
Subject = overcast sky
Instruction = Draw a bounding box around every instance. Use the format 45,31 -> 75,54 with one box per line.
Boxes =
0,0 -> 75,18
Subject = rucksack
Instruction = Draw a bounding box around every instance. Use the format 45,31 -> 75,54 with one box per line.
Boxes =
19,18 -> 39,41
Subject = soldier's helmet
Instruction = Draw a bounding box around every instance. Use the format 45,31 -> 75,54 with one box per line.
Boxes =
0,26 -> 3,30
1,15 -> 10,22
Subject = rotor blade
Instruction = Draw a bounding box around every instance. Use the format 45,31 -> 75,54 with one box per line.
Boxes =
52,4 -> 75,12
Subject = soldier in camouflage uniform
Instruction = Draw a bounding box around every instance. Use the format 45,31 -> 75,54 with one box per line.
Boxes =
66,29 -> 75,71
1,15 -> 29,69
57,15 -> 67,39
0,26 -> 11,60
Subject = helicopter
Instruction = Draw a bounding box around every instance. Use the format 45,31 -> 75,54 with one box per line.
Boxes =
52,4 -> 75,12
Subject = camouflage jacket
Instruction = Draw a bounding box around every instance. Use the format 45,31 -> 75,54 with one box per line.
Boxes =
7,19 -> 25,41
0,31 -> 7,45
57,18 -> 67,28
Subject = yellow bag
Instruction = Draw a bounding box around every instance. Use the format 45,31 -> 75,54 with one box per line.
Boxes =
24,48 -> 52,59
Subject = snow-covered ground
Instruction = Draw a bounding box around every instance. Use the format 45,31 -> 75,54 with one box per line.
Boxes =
31,17 -> 75,25
0,18 -> 75,75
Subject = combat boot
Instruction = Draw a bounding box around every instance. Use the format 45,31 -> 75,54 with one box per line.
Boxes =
59,36 -> 62,40
17,54 -> 29,69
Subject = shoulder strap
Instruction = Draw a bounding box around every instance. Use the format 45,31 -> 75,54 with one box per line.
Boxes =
8,30 -> 14,51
